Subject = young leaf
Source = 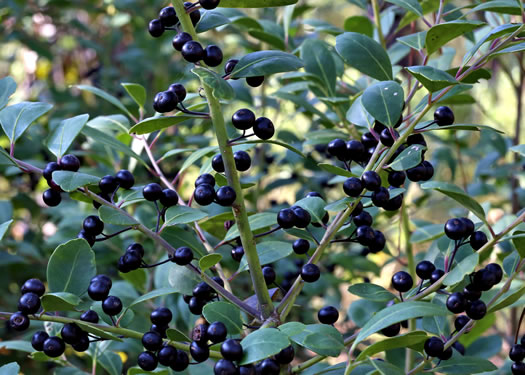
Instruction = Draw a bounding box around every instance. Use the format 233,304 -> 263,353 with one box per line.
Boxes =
199,253 -> 222,273
41,292 -> 82,312
388,144 -> 426,171
47,238 -> 96,296
164,206 -> 208,226
47,114 -> 90,158
98,205 -> 138,226
356,331 -> 427,361
343,16 -> 374,37
52,171 -> 100,192
335,32 -> 393,81
238,241 -> 293,273
0,102 -> 53,143
230,50 -> 304,79
203,301 -> 243,334
425,20 -> 485,55
239,328 -> 290,365
193,67 -> 234,100
362,81 -> 404,127
318,163 -> 357,178
405,66 -> 458,92
348,283 -> 396,302
74,85 -> 134,119
0,76 -> 17,110
121,83 -> 146,108
225,212 -> 277,241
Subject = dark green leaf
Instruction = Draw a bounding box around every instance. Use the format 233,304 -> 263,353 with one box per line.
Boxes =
489,284 -> 525,313
238,241 -> 293,273
348,283 -> 396,302
406,66 -> 458,92
97,351 -> 122,375
76,322 -> 123,342
47,114 -> 90,158
164,206 -> 208,226
239,328 -> 290,365
446,67 -> 491,84
122,83 -> 146,108
98,205 -> 138,226
385,0 -> 423,15
52,171 -> 100,192
74,85 -> 134,119
388,144 -> 426,171
419,123 -> 504,134
219,0 -> 298,7
41,292 -> 81,312
288,324 -> 344,357
0,148 -> 17,167
225,212 -> 276,241
196,10 -> 230,33
352,301 -> 449,349
193,67 -> 234,100
127,367 -> 169,375
0,219 -> 13,241
410,224 -> 444,243
47,238 -> 96,296
444,252 -> 479,286
203,301 -> 243,334
347,95 -> 374,128
368,358 -> 404,375
362,81 -> 404,127
129,112 -> 206,135
230,51 -> 304,78
161,227 -> 207,258
199,253 -> 222,273
234,139 -> 305,157
343,16 -> 374,37
513,231 -> 525,258
0,102 -> 53,143
248,29 -> 285,50
432,356 -> 497,374
166,328 -> 191,342
356,331 -> 427,361
324,197 -> 354,213
294,196 -> 326,224
335,32 -> 393,81
0,76 -> 17,110
168,263 -> 201,295
128,287 -> 181,308
397,31 -> 427,50
426,20 -> 485,55
318,163 -> 357,178
465,0 -> 522,16
300,39 -> 336,95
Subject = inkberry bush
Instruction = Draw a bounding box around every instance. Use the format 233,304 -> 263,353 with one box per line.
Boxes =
1,0 -> 525,374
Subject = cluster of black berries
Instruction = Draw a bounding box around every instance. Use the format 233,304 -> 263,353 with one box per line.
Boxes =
41,154 -> 81,207
509,338 -> 525,374
193,173 -> 237,207
231,244 -> 245,262
153,83 -> 187,113
77,215 -> 104,247
94,169 -> 135,208
231,108 -> 275,140
444,217 -> 488,250
424,336 -> 456,362
9,279 -> 45,332
351,210 -> 386,256
212,151 -> 252,173
143,183 -> 179,207
137,308 -> 191,372
118,243 -> 146,273
277,205 -> 311,229
224,59 -> 265,87
148,3 -> 203,38
87,275 -> 123,317
183,277 -> 224,315
173,31 -> 223,66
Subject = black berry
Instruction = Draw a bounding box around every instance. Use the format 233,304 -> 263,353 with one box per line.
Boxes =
388,171 -> 406,187
80,310 -> 99,323
391,271 -> 413,293
59,154 -> 80,172
43,336 -> 65,357
88,279 -> 111,301
381,323 -> 400,337
196,173 -> 216,187
190,341 -> 210,362
61,323 -> 83,345
200,0 -> 220,9
327,138 -> 346,160
292,206 -> 311,228
301,263 -> 320,283
173,32 -> 193,51
416,261 -> 435,280
142,331 -> 163,351
361,171 -> 382,192
253,117 -> 274,140
160,189 -> 179,207
512,362 -> 525,375
466,300 -> 486,320
224,59 -> 239,76
207,321 -> 228,343
470,231 -> 488,250
182,41 -> 205,63
212,154 -> 225,172
463,284 -> 481,301
424,337 -> 444,357
318,306 -> 339,324
153,90 -> 178,113
258,359 -> 279,375
234,150 -> 251,171
232,109 -> 255,130
216,186 -> 236,206
446,292 -> 466,314
159,6 -> 178,26
102,296 -> 123,316
406,163 -> 427,182
444,218 -> 468,240
277,208 -> 297,229
185,2 -> 201,25
31,330 -> 49,351
510,344 -> 525,362
262,266 -> 276,285
343,177 -> 363,197
188,297 -> 205,315
434,106 -> 454,126
204,45 -> 223,67
150,307 -> 172,326
353,211 -> 373,227
9,312 -> 29,331
21,278 -> 45,297
83,215 -> 104,236
43,162 -> 61,183
231,246 -> 244,261
371,187 -> 390,208
293,239 -> 309,254
143,183 -> 163,201
148,19 -> 164,37
115,170 -> 135,189
379,128 -> 398,147
194,184 -> 216,206
275,345 -> 295,364
158,345 -> 177,366
138,351 -> 158,371
43,189 -> 61,207
171,246 -> 194,266
246,76 -> 264,87
220,339 -> 243,361
454,315 -> 470,331
99,175 -> 118,194
168,83 -> 187,102
346,140 -> 365,161
171,350 -> 190,371
356,225 -> 375,247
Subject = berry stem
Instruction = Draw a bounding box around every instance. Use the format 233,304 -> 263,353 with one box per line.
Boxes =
94,227 -> 133,242
514,307 -> 525,344
371,0 -> 386,49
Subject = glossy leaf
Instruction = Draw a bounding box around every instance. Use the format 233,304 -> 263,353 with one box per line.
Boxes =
300,39 -> 336,95
397,31 -> 427,50
41,292 -> 81,312
199,253 -> 222,273
432,356 -> 497,373
98,205 -> 138,226
225,212 -> 276,241
47,114 -> 89,158
492,41 -> 525,57
196,10 -> 230,33
121,83 -> 146,108
238,241 -> 292,273
47,238 -> 96,296
0,76 -> 16,110
348,283 -> 396,302
239,328 -> 290,365
347,95 -> 374,128
356,331 -> 427,361
406,66 -> 458,92
510,144 -> 525,157
489,284 -> 525,313
418,123 -> 504,134
385,0 -> 422,16
203,301 -> 243,334
74,85 -> 133,119
97,351 -> 122,375
362,81 -> 404,127
128,287 -> 181,308
164,206 -> 207,226
426,20 -> 485,55
127,368 -> 169,375
219,0 -> 298,7
193,67 -> 234,100
465,0 -> 522,16
444,252 -> 479,286
0,102 -> 53,143
0,341 -> 34,353
368,358 -> 404,375
230,50 -> 304,78
335,32 -> 393,81
288,324 -> 344,357
161,226 -> 207,258
52,171 -> 100,192
388,144 -> 426,171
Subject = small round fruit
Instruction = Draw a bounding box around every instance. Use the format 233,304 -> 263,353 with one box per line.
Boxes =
262,266 -> 276,285
216,186 -> 236,206
157,345 -> 177,366
224,59 -> 239,76
172,32 -> 193,51
195,173 -> 215,187
43,189 -> 61,207
510,344 -> 525,362
80,310 -> 99,323
207,321 -> 228,343
430,269 -> 445,287
204,45 -> 223,67
512,362 -> 525,375
446,292 -> 466,314
214,359 -> 238,375
291,206 -> 311,228
371,187 -> 390,208
102,296 -> 123,316
391,271 -> 413,293
194,184 -> 216,206
185,2 -> 201,25
190,341 -> 210,362
220,339 -> 243,361
343,177 -> 363,197
438,346 -> 453,360
150,307 -> 172,326
59,154 -> 80,172
473,269 -> 497,291
434,106 -> 454,126
239,365 -> 255,375
231,246 -> 244,262
466,300 -> 486,320
143,183 -> 163,201
188,297 -> 205,315
361,132 -> 378,148
486,263 -> 503,285
43,162 -> 61,182
301,263 -> 320,283
9,312 -> 29,331
277,208 -> 297,229
88,280 -> 111,301
200,0 -> 220,9
454,315 -> 470,331
246,76 -> 264,87
192,323 -> 210,344
72,334 -> 90,352
416,261 -> 435,280
182,41 -> 206,63
452,341 -> 465,355
470,231 -> 488,250
61,323 -> 83,345
31,330 -> 49,351
138,351 -> 158,371
318,306 -> 339,324
406,163 -> 426,182
383,194 -> 403,211
381,323 -> 400,337
160,189 -> 179,207
259,359 -> 279,375
369,230 -> 386,253
99,175 -> 118,194
153,91 -> 178,113
148,19 -> 164,37
353,211 -> 373,227
253,117 -> 275,140
420,161 -> 434,181
380,128 -> 398,147
171,350 -> 190,371
407,133 -> 427,147
43,336 -> 65,357
361,171 -> 382,192
346,140 -> 365,161
21,278 -> 45,297
388,171 -> 406,187
115,170 -> 134,189
327,138 -> 346,160
356,225 -> 375,247
159,6 -> 178,26
463,284 -> 482,301
168,83 -> 187,102
444,218 -> 468,240
78,229 -> 95,247
293,239 -> 309,255
171,246 -> 193,266
234,151 -> 251,172
83,215 -> 104,236
212,154 -> 225,173
275,345 -> 295,364
142,331 -> 163,351
424,337 -> 444,357
232,109 -> 256,130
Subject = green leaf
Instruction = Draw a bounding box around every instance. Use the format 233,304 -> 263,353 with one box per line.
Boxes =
47,114 -> 89,158
410,224 -> 444,243
166,328 -> 191,342
356,331 -> 427,361
219,0 -> 298,7
97,351 -> 122,375
0,219 -> 13,241
420,181 -> 488,226
203,301 -> 243,334
352,301 -> 449,349
462,24 -> 521,67
41,292 -> 81,312
0,148 -> 17,167
129,113 -> 204,135
234,139 -> 305,158
300,39 -> 336,95
75,322 -> 123,342
335,32 -> 393,81
0,102 -> 53,143
127,367 -> 169,375
348,283 -> 396,302
47,238 -> 96,296
168,263 -> 201,295
385,0 -> 423,16
491,41 -> 525,57
193,67 -> 234,100
513,231 -> 525,258
230,50 -> 304,78
419,123 -> 504,134
196,10 -> 231,32
248,29 -> 285,50
122,83 -> 146,108
368,358 -> 404,375
406,66 -> 458,92
294,196 -> 326,224
161,226 -> 207,258
362,81 -> 404,127
98,205 -> 138,226
325,197 -> 354,213
432,356 -> 497,374
52,171 -> 100,192
318,163 -> 357,178
397,31 -> 427,50
444,252 -> 479,286
489,284 -> 525,313
180,145 -> 218,173
239,328 -> 290,365
164,206 -> 207,226
238,241 -> 293,273
0,340 -> 34,353
465,0 -> 522,16
510,144 -> 525,157
343,16 -> 373,37
425,20 -> 485,55
74,85 -> 134,119
199,253 -> 223,273
446,67 -> 491,84
128,287 -> 181,308
0,362 -> 20,375
288,324 -> 344,357
388,144 -> 426,171
225,212 -> 276,241
0,76 -> 17,110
